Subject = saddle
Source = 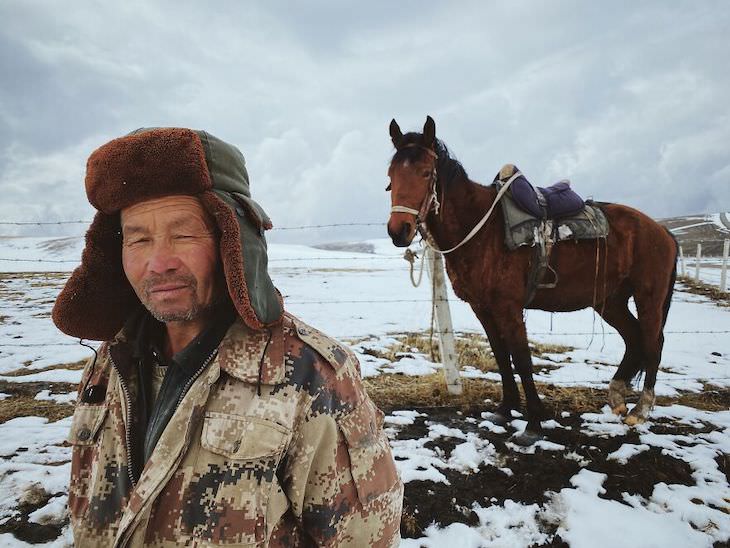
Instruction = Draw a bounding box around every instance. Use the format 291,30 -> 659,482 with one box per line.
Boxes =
507,169 -> 585,220
494,164 -> 609,305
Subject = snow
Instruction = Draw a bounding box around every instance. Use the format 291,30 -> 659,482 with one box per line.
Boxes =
606,443 -> 651,464
1,236 -> 729,546
551,469 -> 711,548
34,390 -> 76,404
0,417 -> 73,529
403,500 -> 549,548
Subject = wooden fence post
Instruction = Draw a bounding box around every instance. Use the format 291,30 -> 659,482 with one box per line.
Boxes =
679,245 -> 685,276
695,243 -> 702,282
721,239 -> 729,292
427,248 -> 462,395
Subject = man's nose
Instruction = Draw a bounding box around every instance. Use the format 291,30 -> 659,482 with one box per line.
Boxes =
147,241 -> 182,274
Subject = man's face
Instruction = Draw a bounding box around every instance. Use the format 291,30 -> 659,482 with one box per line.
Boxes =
121,195 -> 220,324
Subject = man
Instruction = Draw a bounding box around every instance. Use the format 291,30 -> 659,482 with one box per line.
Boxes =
53,128 -> 403,546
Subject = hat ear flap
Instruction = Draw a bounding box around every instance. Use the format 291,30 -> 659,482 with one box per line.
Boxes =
53,212 -> 138,340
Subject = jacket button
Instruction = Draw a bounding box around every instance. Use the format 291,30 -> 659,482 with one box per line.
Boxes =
77,428 -> 91,441
232,440 -> 241,452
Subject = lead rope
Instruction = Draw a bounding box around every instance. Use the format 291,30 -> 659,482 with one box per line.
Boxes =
404,247 -> 427,287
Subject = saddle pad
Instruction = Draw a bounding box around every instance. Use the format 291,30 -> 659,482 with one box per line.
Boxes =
500,192 -> 609,250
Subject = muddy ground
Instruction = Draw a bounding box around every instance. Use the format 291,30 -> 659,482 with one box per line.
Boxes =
388,394 -> 730,548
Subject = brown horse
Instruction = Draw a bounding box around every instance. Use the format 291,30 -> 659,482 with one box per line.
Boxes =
386,116 -> 678,444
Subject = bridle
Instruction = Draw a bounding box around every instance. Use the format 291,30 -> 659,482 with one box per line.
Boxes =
389,144 -> 441,228
389,145 -> 522,254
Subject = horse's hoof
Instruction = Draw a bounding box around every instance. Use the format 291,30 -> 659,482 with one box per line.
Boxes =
623,414 -> 645,426
482,412 -> 510,427
611,404 -> 628,416
510,430 -> 544,447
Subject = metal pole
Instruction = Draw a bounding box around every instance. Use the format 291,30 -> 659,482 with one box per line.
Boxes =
695,243 -> 701,282
427,248 -> 462,395
721,239 -> 729,292
679,245 -> 685,277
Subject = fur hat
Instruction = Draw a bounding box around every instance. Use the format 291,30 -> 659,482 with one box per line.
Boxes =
52,127 -> 284,340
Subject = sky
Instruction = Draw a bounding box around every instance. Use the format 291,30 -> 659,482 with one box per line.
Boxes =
1,1 -> 729,244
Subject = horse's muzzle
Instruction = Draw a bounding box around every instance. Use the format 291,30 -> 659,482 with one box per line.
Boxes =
387,219 -> 414,247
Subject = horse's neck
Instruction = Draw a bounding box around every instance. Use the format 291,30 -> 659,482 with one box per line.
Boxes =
425,179 -> 498,251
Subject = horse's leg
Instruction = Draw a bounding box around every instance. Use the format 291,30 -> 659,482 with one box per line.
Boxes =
496,308 -> 548,442
472,306 -> 521,422
597,288 -> 644,416
624,289 -> 666,426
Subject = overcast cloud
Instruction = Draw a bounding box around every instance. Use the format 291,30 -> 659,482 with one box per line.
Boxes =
1,1 -> 729,243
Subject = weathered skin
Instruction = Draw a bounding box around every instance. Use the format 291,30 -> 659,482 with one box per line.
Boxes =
68,312 -> 403,547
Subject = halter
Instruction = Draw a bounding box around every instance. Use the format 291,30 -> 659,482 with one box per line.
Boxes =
391,153 -> 523,255
389,144 -> 441,224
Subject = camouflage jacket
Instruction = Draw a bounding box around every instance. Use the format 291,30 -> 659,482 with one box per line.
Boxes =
67,313 -> 403,547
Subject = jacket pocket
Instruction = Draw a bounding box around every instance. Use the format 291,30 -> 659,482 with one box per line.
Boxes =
67,403 -> 108,445
191,413 -> 290,545
201,412 -> 289,459
338,398 -> 400,506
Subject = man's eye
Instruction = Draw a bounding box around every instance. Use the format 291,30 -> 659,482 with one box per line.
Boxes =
126,237 -> 150,246
173,234 -> 194,240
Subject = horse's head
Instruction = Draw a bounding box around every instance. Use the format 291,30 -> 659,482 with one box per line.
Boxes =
386,116 -> 439,247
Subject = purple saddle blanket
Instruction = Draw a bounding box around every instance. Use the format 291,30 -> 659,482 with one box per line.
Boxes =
510,175 -> 585,219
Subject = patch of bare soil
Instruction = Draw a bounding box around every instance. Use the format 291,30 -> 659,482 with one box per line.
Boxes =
394,404 -> 715,543
0,489 -> 68,543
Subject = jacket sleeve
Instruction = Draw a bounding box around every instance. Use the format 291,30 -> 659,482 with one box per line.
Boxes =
281,390 -> 403,547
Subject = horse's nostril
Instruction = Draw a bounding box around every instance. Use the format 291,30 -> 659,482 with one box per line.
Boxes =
401,223 -> 411,240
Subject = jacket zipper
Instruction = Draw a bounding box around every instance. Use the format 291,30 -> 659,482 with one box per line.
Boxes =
175,349 -> 219,409
108,351 -> 137,488
114,347 -> 220,548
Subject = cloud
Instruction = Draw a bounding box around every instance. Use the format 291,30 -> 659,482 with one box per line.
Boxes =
1,1 -> 728,241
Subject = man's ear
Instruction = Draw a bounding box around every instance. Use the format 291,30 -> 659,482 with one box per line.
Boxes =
389,119 -> 404,148
423,116 -> 436,148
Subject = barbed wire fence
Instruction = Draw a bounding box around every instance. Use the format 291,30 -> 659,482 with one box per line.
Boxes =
1,219 -> 729,389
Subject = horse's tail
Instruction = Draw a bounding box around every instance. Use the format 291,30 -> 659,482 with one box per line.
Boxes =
661,228 -> 679,328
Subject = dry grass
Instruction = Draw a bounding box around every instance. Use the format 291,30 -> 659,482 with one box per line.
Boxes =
0,395 -> 73,424
362,332 -> 500,372
677,275 -> 730,306
365,374 -> 504,412
365,332 -> 729,415
1,359 -> 87,378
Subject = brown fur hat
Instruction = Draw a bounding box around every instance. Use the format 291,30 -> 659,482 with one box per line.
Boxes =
52,128 -> 284,341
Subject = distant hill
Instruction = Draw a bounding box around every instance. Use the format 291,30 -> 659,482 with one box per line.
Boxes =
658,212 -> 730,255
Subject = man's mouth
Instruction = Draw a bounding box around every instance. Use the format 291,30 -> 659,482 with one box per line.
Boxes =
148,284 -> 189,297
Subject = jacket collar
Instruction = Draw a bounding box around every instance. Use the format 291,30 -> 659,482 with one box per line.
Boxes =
217,316 -> 287,385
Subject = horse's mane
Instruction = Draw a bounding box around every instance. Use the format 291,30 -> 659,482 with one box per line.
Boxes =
390,133 -> 469,187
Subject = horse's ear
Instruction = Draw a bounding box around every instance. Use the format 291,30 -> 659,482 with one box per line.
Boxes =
423,116 -> 436,148
389,119 -> 404,148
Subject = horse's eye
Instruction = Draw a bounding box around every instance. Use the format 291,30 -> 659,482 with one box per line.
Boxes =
385,182 -> 392,191
421,170 -> 431,178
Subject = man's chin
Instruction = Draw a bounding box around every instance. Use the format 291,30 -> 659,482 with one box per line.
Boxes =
145,303 -> 198,323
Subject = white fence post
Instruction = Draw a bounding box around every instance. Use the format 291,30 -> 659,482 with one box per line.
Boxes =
427,248 -> 462,395
679,245 -> 685,277
695,243 -> 702,282
721,239 -> 729,292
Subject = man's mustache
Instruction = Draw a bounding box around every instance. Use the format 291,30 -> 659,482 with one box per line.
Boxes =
142,274 -> 197,296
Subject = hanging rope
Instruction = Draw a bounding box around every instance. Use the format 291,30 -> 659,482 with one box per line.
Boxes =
404,246 -> 428,287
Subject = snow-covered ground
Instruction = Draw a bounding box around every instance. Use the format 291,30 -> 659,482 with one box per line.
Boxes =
0,236 -> 729,546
